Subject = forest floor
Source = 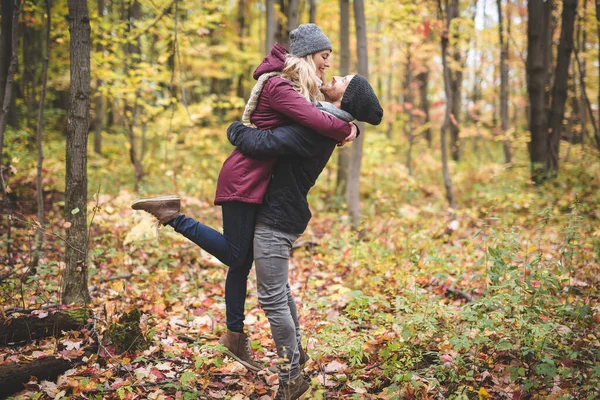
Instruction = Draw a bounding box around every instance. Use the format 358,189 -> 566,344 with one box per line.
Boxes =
1,121 -> 600,399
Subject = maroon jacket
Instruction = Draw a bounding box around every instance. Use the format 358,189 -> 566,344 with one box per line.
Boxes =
214,44 -> 353,205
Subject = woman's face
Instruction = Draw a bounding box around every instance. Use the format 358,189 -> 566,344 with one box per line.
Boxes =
312,50 -> 331,79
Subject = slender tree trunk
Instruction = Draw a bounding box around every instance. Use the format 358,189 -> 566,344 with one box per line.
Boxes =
440,0 -> 457,223
1,0 -> 17,129
405,50 -> 415,176
287,0 -> 299,35
348,0 -> 368,229
577,0 -> 587,143
63,0 -> 91,306
266,0 -> 276,53
417,70 -> 432,147
309,0 -> 316,23
0,0 -> 19,170
547,0 -> 577,176
527,0 -> 553,184
596,0 -> 600,124
93,0 -> 104,154
448,0 -> 462,162
236,0 -> 246,99
336,0 -> 350,197
0,0 -> 20,267
497,0 -> 512,163
31,0 -> 52,273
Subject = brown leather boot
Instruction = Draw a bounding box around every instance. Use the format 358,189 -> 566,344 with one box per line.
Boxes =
218,330 -> 261,372
131,196 -> 181,225
299,345 -> 310,367
274,374 -> 311,400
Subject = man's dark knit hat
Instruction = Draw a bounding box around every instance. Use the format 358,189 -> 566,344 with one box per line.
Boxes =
341,75 -> 383,125
289,23 -> 332,57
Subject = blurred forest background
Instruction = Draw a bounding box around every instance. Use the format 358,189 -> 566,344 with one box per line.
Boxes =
0,0 -> 599,398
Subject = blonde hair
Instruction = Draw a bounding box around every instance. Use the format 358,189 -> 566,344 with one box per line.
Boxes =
281,54 -> 324,103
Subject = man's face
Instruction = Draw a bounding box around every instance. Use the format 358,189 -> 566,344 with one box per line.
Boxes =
320,75 -> 354,102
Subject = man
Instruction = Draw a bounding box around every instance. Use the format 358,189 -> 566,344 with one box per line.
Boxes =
227,74 -> 382,399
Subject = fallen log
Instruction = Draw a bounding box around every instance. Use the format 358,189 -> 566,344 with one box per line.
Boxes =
0,309 -> 90,345
0,357 -> 73,398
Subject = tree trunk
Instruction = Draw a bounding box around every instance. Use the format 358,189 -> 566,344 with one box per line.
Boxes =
348,0 -> 368,229
448,0 -> 462,162
266,0 -> 276,53
0,0 -> 19,269
0,358 -> 74,397
417,70 -> 432,147
0,0 -> 19,170
31,0 -> 52,273
596,0 -> 599,126
440,0 -> 457,224
336,0 -> 350,197
287,0 -> 299,36
309,0 -> 317,23
236,0 -> 246,99
497,0 -> 512,163
0,309 -> 90,345
405,51 -> 415,176
546,0 -> 577,176
93,0 -> 104,154
0,0 -> 17,129
63,0 -> 91,306
577,0 -> 587,143
527,0 -> 553,184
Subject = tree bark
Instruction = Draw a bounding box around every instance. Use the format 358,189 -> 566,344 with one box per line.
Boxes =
440,0 -> 457,223
577,0 -> 587,143
287,0 -> 300,36
0,309 -> 89,345
31,0 -> 52,273
527,0 -> 553,184
0,358 -> 74,397
236,0 -> 246,99
416,70 -> 432,147
266,0 -> 276,53
0,0 -> 20,171
0,0 -> 17,129
547,0 -> 577,176
93,0 -> 104,154
63,0 -> 91,306
348,0 -> 368,229
497,0 -> 512,163
405,50 -> 415,176
309,0 -> 317,23
448,0 -> 462,162
596,0 -> 599,126
336,0 -> 351,197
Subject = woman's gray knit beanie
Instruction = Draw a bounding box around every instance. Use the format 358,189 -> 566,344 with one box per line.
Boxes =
289,23 -> 332,57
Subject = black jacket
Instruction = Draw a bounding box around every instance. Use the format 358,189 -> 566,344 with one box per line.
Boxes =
227,121 -> 337,234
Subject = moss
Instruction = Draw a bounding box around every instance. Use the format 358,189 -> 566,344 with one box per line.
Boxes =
107,309 -> 148,354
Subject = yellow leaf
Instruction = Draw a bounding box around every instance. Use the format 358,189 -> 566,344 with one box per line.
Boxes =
479,387 -> 491,400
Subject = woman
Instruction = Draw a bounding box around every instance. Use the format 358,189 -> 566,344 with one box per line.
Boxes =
131,24 -> 357,371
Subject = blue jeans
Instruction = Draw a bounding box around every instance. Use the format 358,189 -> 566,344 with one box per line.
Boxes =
168,201 -> 259,332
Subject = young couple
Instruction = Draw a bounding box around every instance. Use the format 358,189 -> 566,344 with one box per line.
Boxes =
132,23 -> 382,399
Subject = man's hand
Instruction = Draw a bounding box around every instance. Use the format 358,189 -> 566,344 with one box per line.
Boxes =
338,122 -> 357,147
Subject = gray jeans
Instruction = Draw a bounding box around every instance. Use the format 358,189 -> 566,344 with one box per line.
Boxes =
253,223 -> 302,382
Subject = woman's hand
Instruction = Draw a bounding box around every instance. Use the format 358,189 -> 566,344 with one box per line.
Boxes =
338,122 -> 357,147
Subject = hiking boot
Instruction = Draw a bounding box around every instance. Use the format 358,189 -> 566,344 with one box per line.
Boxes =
299,345 -> 310,367
274,374 -> 311,400
268,344 -> 310,373
218,330 -> 261,372
131,196 -> 181,225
